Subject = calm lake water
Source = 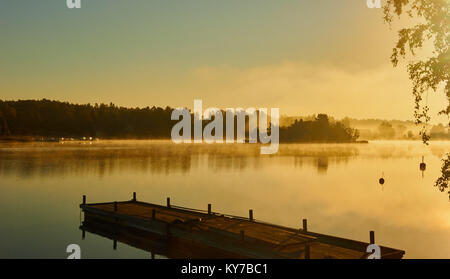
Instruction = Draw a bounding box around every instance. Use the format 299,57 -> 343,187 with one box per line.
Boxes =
0,140 -> 449,259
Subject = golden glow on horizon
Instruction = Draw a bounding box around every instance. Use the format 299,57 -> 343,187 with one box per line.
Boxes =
0,1 -> 447,123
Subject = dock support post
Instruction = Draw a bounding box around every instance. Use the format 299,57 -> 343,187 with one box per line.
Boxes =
113,239 -> 117,250
249,209 -> 253,221
303,219 -> 308,232
82,195 -> 86,205
152,209 -> 156,220
151,252 -> 155,259
240,230 -> 245,241
208,204 -> 212,215
82,229 -> 85,240
370,231 -> 375,244
167,197 -> 171,208
305,244 -> 310,259
132,192 -> 136,201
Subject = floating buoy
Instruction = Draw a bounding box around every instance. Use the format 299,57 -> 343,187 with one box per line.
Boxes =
420,156 -> 426,171
379,171 -> 385,185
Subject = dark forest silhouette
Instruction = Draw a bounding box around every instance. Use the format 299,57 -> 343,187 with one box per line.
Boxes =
0,99 -> 174,138
280,114 -> 359,143
0,99 -> 359,143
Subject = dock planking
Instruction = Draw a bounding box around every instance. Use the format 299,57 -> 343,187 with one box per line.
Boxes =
79,194 -> 405,259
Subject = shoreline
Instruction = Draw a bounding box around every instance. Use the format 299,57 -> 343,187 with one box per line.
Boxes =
2,136 -> 449,144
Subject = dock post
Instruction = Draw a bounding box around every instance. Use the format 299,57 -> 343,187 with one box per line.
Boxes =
167,197 -> 171,208
370,231 -> 375,244
82,229 -> 85,240
82,195 -> 86,205
151,252 -> 155,259
249,209 -> 253,221
113,239 -> 117,250
132,192 -> 136,201
305,243 -> 310,259
303,219 -> 308,232
152,209 -> 156,220
208,204 -> 212,215
240,230 -> 245,241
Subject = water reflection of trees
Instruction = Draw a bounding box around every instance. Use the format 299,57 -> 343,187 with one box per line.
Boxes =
0,141 -> 447,179
0,146 -> 194,178
293,156 -> 353,174
0,142 -> 362,178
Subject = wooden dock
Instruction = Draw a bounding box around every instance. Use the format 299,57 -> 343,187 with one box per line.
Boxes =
79,194 -> 405,259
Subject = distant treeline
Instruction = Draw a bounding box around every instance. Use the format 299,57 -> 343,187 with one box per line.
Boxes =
281,116 -> 450,140
0,99 -> 359,142
0,99 -> 174,138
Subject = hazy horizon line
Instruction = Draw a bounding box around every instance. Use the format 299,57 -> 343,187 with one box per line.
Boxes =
1,98 -> 447,126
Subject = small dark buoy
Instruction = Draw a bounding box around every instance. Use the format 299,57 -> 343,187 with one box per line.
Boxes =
420,156 -> 426,171
379,172 -> 385,185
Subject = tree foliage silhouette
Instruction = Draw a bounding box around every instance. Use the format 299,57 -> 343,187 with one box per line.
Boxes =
279,114 -> 359,143
383,0 -> 449,198
0,100 -> 358,143
0,99 -> 175,139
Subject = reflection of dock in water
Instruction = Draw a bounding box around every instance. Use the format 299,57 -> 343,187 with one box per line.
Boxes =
79,194 -> 405,259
